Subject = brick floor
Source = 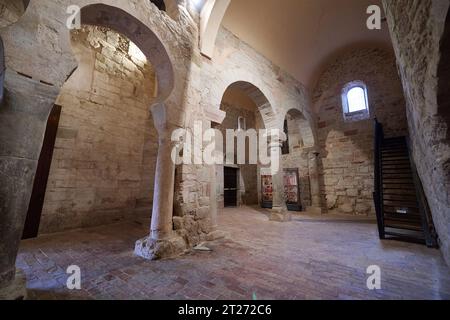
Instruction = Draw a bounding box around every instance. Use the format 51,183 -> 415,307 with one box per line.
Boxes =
17,206 -> 450,300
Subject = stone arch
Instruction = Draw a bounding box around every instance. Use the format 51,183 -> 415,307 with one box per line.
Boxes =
283,108 -> 315,148
0,0 -> 29,28
225,81 -> 276,128
79,3 -> 175,102
200,0 -> 231,58
214,76 -> 278,130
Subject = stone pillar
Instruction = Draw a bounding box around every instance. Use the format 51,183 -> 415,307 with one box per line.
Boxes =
134,103 -> 186,260
150,133 -> 177,240
269,140 -> 291,222
206,163 -> 227,240
308,150 -> 323,214
209,165 -> 219,229
0,71 -> 59,299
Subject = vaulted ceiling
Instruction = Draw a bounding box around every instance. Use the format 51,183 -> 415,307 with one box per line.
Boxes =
221,0 -> 393,90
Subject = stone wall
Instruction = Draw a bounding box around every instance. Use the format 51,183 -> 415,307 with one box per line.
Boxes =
214,88 -> 260,208
0,0 -> 24,28
280,111 -> 315,209
0,0 -> 320,270
0,0 -> 197,287
281,154 -> 311,209
313,47 -> 408,215
39,26 -> 157,233
383,0 -> 450,266
172,25 -> 317,247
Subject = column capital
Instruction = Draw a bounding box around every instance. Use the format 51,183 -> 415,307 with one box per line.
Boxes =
306,147 -> 321,158
269,140 -> 283,149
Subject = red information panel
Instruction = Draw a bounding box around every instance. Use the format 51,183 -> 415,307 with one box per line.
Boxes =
261,175 -> 273,208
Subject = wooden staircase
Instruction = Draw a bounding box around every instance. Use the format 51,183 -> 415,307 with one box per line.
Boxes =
373,119 -> 439,247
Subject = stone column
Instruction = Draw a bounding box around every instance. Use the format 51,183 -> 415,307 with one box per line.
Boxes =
150,133 -> 177,240
269,140 -> 291,222
0,71 -> 59,299
308,150 -> 323,214
134,103 -> 186,260
206,164 -> 227,240
209,165 -> 219,229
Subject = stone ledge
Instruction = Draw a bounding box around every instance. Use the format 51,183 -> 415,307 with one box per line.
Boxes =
134,235 -> 187,260
206,229 -> 228,241
0,269 -> 27,300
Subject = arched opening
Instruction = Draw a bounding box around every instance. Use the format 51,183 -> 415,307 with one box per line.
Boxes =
199,0 -> 231,58
80,4 -> 174,102
213,82 -> 266,209
22,4 -> 174,237
341,80 -> 370,122
282,109 -> 315,151
280,109 -> 316,212
0,0 -> 29,28
212,80 -> 292,224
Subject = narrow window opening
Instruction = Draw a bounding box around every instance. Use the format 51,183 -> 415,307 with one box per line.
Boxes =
238,116 -> 246,131
282,119 -> 290,155
341,81 -> 370,122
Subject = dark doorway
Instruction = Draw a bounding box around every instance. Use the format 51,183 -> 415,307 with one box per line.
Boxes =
22,105 -> 62,240
224,167 -> 238,207
150,0 -> 166,11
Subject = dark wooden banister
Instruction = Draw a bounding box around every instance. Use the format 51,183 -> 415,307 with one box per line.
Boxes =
373,118 -> 385,239
373,119 -> 438,247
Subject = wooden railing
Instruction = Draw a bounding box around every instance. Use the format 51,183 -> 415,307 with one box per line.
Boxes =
373,118 -> 385,239
373,118 -> 439,247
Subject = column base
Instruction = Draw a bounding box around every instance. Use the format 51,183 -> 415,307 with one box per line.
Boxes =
206,229 -> 228,241
0,269 -> 27,300
269,207 -> 292,222
306,206 -> 323,215
134,235 -> 187,260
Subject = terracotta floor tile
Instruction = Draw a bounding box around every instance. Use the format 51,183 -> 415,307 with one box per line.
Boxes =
18,206 -> 450,300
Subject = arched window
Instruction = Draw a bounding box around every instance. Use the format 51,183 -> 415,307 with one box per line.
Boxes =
282,119 -> 290,155
237,116 -> 246,131
341,81 -> 370,121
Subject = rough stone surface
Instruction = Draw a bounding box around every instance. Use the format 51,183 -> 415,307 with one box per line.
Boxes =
0,269 -> 27,300
383,0 -> 450,266
134,235 -> 186,260
0,69 -> 59,290
0,0 -> 196,288
39,26 -> 158,234
213,88 -> 261,208
1,0 -> 449,293
0,0 -> 24,29
313,48 -> 408,215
